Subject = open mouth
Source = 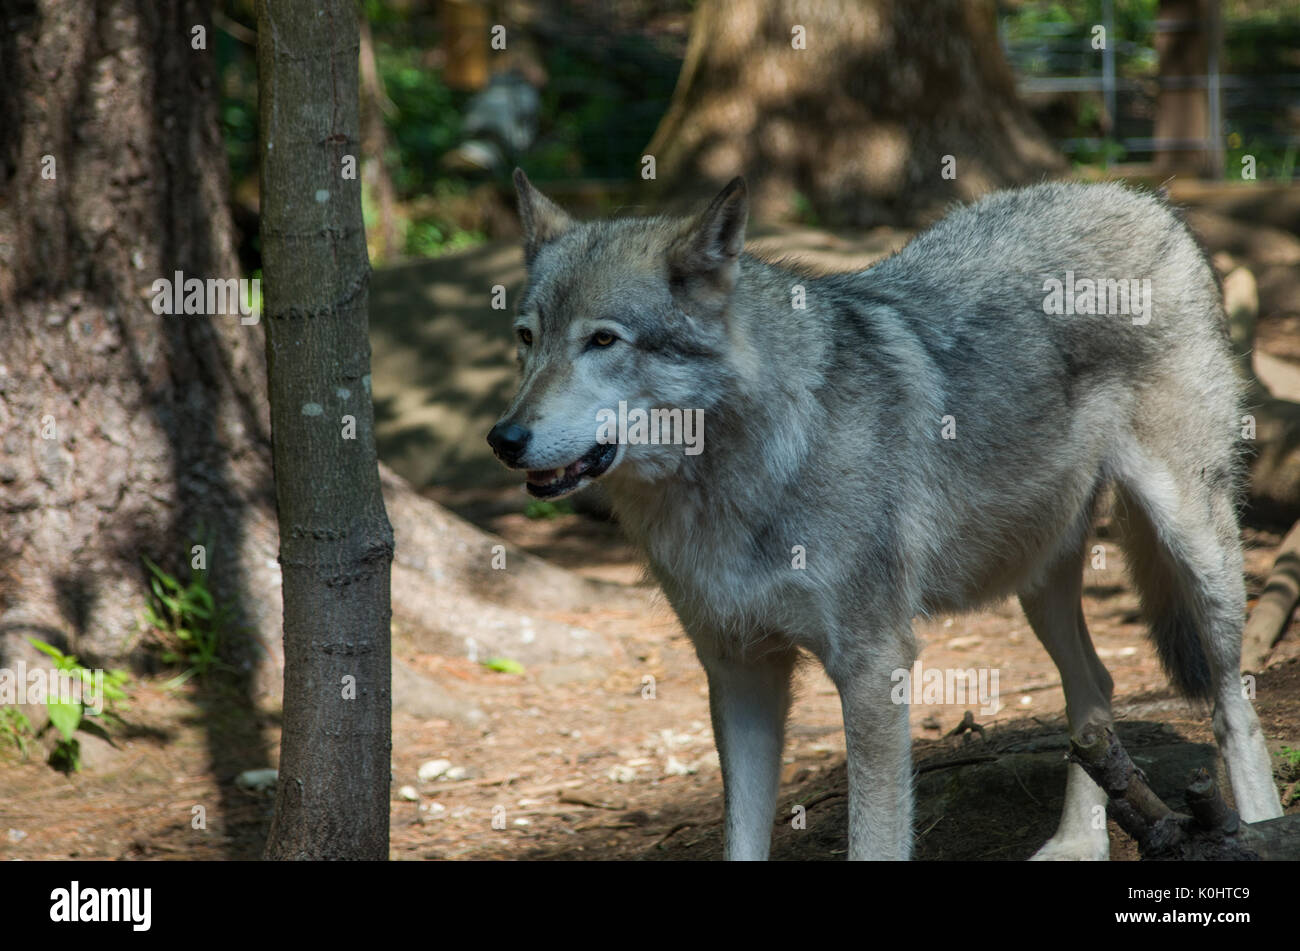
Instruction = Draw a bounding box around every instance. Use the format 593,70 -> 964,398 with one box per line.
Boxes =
525,443 -> 617,498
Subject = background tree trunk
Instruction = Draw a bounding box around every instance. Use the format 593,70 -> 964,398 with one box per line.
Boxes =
0,5 -> 618,859
0,0 -> 277,685
645,0 -> 1064,225
258,0 -> 395,861
359,13 -> 403,261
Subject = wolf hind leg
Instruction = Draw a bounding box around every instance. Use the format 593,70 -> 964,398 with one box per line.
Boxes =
1113,454 -> 1283,823
1019,548 -> 1113,861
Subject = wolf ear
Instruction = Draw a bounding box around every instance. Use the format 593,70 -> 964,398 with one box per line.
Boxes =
514,168 -> 574,265
667,176 -> 748,314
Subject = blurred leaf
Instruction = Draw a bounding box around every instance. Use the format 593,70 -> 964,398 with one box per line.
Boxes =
46,700 -> 81,742
483,657 -> 525,675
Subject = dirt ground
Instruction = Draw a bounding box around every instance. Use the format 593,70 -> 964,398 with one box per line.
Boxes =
3,182 -> 1300,861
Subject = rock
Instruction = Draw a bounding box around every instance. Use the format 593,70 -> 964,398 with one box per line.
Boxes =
398,785 -> 419,802
608,764 -> 637,783
535,662 -> 601,688
418,759 -> 452,782
392,658 -> 485,725
664,756 -> 696,777
444,765 -> 468,781
70,729 -> 127,772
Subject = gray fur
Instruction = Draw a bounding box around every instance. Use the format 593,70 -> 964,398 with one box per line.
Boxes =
492,172 -> 1283,860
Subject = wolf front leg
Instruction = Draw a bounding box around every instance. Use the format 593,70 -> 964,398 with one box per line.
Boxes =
831,634 -> 916,860
698,645 -> 798,860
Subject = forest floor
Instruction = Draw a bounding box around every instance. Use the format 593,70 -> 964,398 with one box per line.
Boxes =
2,181 -> 1300,861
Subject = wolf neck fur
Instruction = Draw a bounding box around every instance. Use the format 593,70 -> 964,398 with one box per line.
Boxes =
603,254 -> 835,588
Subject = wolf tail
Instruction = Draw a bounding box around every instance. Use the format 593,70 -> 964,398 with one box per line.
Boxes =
1112,475 -> 1245,703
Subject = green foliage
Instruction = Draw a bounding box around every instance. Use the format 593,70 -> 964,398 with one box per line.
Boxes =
142,550 -> 235,688
0,707 -> 34,760
1070,138 -> 1128,169
1277,746 -> 1300,769
379,46 -> 469,196
404,217 -> 486,258
483,657 -> 525,675
1226,133 -> 1297,183
1004,2 -> 1300,179
524,499 -> 575,520
26,637 -> 130,773
215,21 -> 259,196
790,192 -> 820,228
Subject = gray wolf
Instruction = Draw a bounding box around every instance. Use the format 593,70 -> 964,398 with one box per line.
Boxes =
489,169 -> 1284,860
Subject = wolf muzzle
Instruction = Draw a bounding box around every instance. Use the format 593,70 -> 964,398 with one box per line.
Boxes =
487,421 -> 531,466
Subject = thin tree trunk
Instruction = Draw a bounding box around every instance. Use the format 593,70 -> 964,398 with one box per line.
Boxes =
258,0 -> 395,861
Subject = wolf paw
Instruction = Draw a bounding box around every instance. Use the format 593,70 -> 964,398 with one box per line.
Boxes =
1029,835 -> 1109,861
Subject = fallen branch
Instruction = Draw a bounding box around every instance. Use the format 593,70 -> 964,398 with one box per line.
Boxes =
946,710 -> 986,740
1069,723 -> 1300,860
558,790 -> 628,811
1241,518 -> 1300,671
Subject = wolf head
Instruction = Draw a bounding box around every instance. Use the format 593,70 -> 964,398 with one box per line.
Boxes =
488,170 -> 748,498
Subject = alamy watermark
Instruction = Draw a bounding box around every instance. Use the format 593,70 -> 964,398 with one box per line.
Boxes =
0,662 -> 107,715
891,660 -> 1001,717
596,400 -> 704,455
1042,271 -> 1151,325
150,270 -> 261,325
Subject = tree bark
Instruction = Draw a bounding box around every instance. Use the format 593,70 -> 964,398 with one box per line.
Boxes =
0,0 -> 276,682
0,0 -> 627,758
644,0 -> 1064,225
258,0 -> 395,861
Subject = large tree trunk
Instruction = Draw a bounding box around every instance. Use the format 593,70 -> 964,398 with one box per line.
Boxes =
257,0 -> 395,861
0,0 -> 622,743
645,0 -> 1064,225
0,0 -> 277,687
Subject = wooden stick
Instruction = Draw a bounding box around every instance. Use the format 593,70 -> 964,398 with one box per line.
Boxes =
1241,518 -> 1300,671
1069,723 -> 1300,860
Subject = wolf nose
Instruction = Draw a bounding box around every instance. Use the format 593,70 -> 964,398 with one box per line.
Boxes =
487,421 -> 531,465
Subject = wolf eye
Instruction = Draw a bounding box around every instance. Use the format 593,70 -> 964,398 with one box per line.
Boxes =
590,331 -> 616,348
517,328 -> 533,346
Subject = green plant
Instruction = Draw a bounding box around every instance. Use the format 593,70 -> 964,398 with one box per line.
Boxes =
403,216 -> 486,258
790,191 -> 820,228
1277,746 -> 1300,770
524,499 -> 574,520
0,707 -> 34,759
26,637 -> 129,773
482,657 -> 525,675
142,553 -> 234,688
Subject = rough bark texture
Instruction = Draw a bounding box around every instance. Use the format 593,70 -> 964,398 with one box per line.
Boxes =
0,5 -> 622,864
0,0 -> 278,684
257,0 -> 395,861
644,0 -> 1065,225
